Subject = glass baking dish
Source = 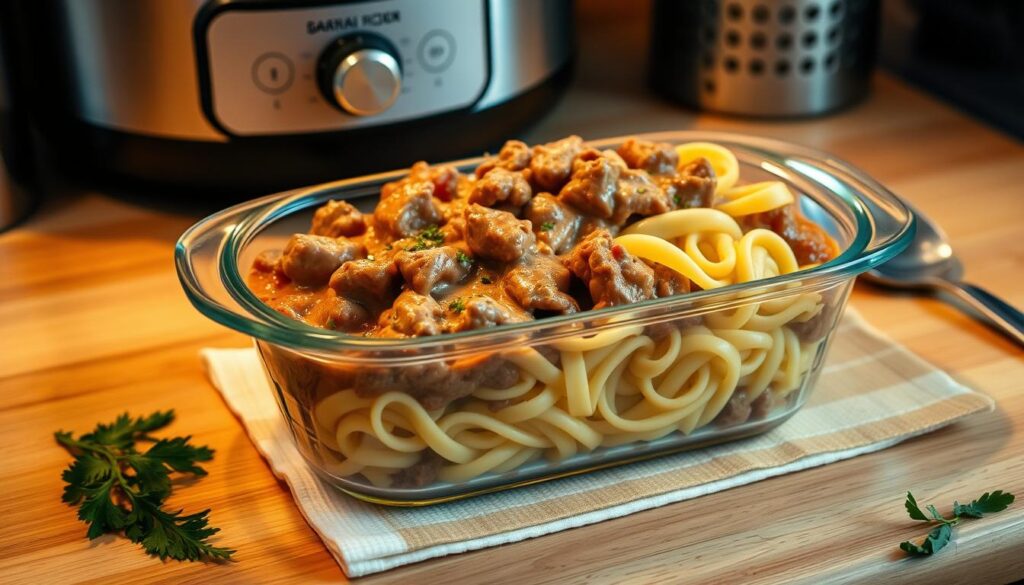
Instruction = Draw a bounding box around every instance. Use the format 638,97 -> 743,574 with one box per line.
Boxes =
175,131 -> 914,505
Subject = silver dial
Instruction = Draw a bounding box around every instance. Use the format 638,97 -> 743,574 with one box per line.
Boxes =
330,48 -> 402,116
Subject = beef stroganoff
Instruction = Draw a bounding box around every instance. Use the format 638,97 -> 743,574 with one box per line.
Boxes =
249,136 -> 839,487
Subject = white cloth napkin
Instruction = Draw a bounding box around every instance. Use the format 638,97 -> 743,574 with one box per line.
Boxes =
201,310 -> 993,577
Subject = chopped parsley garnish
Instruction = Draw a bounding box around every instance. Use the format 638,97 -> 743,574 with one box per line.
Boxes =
480,276 -> 493,285
539,221 -> 555,232
406,225 -> 445,251
448,298 -> 466,314
456,250 -> 473,266
55,411 -> 234,562
899,489 -> 1014,556
673,194 -> 682,205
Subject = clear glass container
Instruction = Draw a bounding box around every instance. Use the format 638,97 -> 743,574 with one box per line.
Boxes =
175,131 -> 914,505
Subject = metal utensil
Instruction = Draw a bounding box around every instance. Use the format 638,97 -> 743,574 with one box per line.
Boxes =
862,205 -> 1024,346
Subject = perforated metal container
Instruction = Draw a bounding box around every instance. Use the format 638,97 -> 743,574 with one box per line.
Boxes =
650,0 -> 880,117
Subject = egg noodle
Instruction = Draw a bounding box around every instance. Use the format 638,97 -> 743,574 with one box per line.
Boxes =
309,143 -> 828,486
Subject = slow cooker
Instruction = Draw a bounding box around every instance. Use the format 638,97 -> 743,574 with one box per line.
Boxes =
0,0 -> 574,192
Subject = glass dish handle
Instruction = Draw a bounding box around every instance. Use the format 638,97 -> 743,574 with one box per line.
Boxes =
786,153 -> 916,269
174,194 -> 281,332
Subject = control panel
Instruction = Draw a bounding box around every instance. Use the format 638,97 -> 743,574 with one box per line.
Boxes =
202,0 -> 488,136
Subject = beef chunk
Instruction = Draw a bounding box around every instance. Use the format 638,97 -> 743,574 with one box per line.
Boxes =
354,355 -> 518,410
266,292 -> 319,320
476,140 -> 531,178
578,216 -> 620,239
423,164 -> 461,202
741,204 -> 837,265
523,193 -> 580,254
565,230 -> 656,309
310,200 -> 367,237
383,161 -> 460,202
450,296 -> 529,331
464,204 -> 536,263
329,257 -> 400,311
390,451 -> 444,488
530,135 -> 584,192
616,138 -> 679,175
307,292 -> 372,332
612,168 -> 671,224
373,181 -> 443,239
789,288 -> 840,343
559,149 -> 670,224
280,234 -> 362,287
469,167 -> 533,208
558,153 -> 620,218
648,261 -> 692,297
752,391 -> 774,419
394,246 -> 471,296
503,255 -> 579,315
660,157 -> 717,210
252,250 -> 281,273
379,290 -> 445,337
716,391 -> 775,427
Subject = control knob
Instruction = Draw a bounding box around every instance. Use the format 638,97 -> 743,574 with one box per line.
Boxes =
317,32 -> 402,116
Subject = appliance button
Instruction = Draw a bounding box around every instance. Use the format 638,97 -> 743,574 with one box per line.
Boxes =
252,53 -> 294,95
417,30 -> 456,73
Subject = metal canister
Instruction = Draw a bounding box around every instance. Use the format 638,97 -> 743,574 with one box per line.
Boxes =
650,0 -> 880,117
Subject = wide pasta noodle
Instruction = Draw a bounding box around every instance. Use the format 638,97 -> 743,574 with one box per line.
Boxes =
716,181 -> 795,217
306,146 -> 831,488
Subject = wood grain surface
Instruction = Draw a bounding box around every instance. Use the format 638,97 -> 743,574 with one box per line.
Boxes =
2,7 -> 1023,583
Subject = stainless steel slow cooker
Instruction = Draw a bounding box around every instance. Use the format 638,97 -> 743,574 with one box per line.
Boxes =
0,0 -> 574,192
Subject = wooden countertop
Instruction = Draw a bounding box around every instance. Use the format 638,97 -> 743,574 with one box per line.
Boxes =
2,69 -> 1023,584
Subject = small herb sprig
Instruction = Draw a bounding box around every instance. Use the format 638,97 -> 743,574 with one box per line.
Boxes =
406,225 -> 445,251
899,490 -> 1015,556
55,411 -> 234,562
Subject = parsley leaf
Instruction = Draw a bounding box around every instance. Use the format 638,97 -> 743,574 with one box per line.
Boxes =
898,489 -> 1014,557
78,411 -> 175,449
480,276 -> 493,285
904,491 -> 929,521
953,491 -> 1015,518
539,221 -> 555,232
406,225 -> 445,251
128,495 -> 233,562
456,250 -> 473,266
449,298 -> 466,314
900,523 -> 952,556
55,411 -> 233,562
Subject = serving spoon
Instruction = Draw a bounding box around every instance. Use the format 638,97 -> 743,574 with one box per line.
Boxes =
861,204 -> 1024,347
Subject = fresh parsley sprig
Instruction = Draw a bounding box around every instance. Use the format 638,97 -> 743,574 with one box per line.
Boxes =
55,411 -> 234,562
899,490 -> 1014,556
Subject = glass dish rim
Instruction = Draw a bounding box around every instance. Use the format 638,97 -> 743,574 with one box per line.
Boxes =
175,130 -> 915,354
